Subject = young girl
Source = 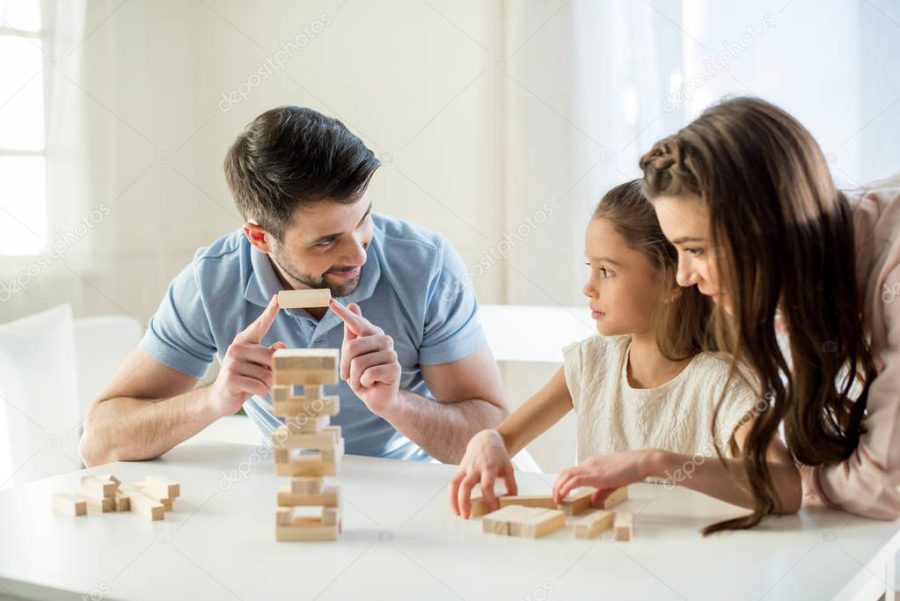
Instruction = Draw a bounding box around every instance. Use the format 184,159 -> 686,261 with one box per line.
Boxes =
450,181 -> 801,532
639,96 -> 900,524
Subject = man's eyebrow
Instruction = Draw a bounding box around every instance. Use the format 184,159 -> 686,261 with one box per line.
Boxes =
670,236 -> 706,244
310,203 -> 372,244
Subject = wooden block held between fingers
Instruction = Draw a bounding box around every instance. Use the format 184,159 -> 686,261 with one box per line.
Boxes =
559,490 -> 594,516
614,511 -> 634,541
573,510 -> 615,539
52,493 -> 87,517
277,288 -> 332,309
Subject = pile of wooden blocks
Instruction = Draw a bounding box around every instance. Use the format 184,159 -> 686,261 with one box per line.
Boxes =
52,474 -> 180,521
271,348 -> 344,542
476,487 -> 633,541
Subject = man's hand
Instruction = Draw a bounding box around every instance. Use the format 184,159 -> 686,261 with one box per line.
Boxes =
329,298 -> 401,417
209,294 -> 286,418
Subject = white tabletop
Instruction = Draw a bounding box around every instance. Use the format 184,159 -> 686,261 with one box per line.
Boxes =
0,442 -> 897,601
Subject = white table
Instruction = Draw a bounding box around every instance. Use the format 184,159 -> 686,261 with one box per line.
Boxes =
0,442 -> 897,601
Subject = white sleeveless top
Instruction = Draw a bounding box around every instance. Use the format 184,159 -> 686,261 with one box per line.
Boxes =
563,336 -> 761,468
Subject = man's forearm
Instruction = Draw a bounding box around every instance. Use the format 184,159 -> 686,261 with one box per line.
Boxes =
380,390 -> 508,464
80,386 -> 218,466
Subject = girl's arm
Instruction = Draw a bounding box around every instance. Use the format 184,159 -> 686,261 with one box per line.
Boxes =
451,367 -> 573,518
553,419 -> 802,514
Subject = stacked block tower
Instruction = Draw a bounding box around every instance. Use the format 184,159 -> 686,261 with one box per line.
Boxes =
271,348 -> 344,542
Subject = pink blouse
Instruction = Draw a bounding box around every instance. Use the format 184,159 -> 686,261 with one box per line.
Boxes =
804,172 -> 900,520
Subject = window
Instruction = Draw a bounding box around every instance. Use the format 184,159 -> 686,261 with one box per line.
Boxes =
0,0 -> 46,256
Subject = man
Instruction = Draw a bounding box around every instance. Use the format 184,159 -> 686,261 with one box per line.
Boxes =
79,106 -> 506,465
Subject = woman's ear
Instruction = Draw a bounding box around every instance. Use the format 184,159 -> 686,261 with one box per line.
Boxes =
243,222 -> 274,253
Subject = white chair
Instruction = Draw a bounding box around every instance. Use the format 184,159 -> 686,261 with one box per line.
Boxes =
479,304 -> 596,473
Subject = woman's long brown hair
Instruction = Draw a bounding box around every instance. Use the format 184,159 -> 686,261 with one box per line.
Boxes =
639,97 -> 877,535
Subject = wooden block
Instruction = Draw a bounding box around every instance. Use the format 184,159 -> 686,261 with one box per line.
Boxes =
322,506 -> 340,527
273,368 -> 338,386
275,455 -> 338,477
276,485 -> 339,507
144,475 -> 180,500
271,385 -> 293,402
559,490 -> 593,516
321,438 -> 344,464
120,485 -> 165,521
114,490 -> 131,512
291,477 -> 324,495
276,507 -> 291,526
76,482 -> 116,512
52,493 -> 87,517
272,425 -> 341,450
600,487 -> 629,510
284,414 -> 331,434
277,288 -> 332,309
614,511 -> 633,541
498,495 -> 557,510
483,505 -> 539,535
100,474 -> 121,487
79,475 -> 117,499
273,396 -> 340,418
161,498 -> 174,511
276,523 -> 339,542
469,496 -> 490,517
573,510 -> 615,539
273,348 -> 338,366
513,508 -> 566,539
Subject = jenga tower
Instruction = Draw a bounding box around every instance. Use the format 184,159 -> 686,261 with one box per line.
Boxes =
270,348 -> 344,542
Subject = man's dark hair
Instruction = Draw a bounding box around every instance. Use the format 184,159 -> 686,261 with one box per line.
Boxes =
224,106 -> 380,240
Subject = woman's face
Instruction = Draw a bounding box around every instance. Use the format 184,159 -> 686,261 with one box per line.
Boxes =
653,194 -> 730,312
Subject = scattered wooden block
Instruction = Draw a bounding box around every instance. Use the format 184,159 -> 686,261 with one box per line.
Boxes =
52,493 -> 87,517
573,510 -> 615,539
79,475 -> 117,499
290,477 -> 323,496
120,485 -> 165,521
498,495 -> 557,510
559,490 -> 594,516
273,396 -> 340,418
276,485 -> 339,507
143,475 -> 180,500
483,505 -> 537,535
614,511 -> 633,541
513,508 -> 566,539
600,487 -> 628,510
114,490 -> 131,512
278,288 -> 332,309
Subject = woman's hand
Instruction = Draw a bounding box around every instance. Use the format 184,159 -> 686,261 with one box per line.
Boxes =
553,449 -> 658,505
450,429 -> 518,519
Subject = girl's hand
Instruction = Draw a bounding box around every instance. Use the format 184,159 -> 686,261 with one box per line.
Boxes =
552,449 -> 657,505
450,429 -> 518,519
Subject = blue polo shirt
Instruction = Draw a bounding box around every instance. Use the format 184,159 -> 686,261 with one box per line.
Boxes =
139,214 -> 487,461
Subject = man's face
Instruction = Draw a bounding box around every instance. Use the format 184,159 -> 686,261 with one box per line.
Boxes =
268,195 -> 374,298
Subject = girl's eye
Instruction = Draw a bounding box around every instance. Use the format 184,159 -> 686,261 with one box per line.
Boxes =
599,267 -> 614,278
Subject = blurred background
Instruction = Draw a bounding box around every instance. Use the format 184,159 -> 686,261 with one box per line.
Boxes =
1,0 -> 899,483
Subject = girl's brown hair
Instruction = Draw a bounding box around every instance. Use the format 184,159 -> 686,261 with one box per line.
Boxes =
639,97 -> 876,534
593,180 -> 712,361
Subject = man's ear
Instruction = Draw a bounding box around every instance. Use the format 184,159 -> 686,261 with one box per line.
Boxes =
243,222 -> 274,253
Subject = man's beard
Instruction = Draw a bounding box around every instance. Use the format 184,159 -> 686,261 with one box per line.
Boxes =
270,251 -> 361,298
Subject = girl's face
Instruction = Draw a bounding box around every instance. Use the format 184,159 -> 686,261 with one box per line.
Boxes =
582,217 -> 664,336
652,194 -> 729,312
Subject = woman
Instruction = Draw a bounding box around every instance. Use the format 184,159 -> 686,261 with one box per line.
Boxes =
638,96 -> 898,530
